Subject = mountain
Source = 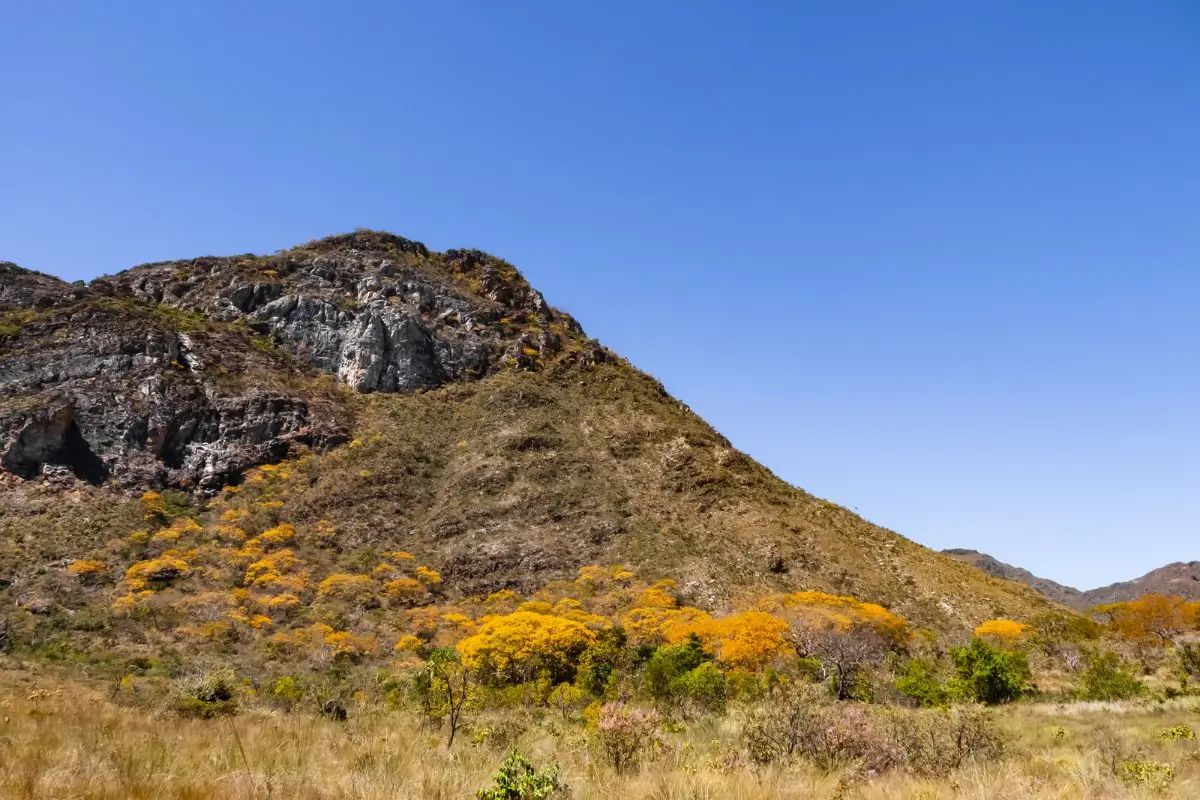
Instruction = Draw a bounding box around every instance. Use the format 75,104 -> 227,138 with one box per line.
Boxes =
943,549 -> 1200,609
941,549 -> 1082,607
0,231 -> 1064,636
1078,562 -> 1200,608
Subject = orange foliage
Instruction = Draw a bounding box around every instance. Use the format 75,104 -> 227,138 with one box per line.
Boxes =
715,611 -> 788,669
382,577 -> 428,603
316,573 -> 377,603
974,619 -> 1032,645
67,559 -> 108,580
458,611 -> 596,675
1097,594 -> 1200,644
758,591 -> 910,645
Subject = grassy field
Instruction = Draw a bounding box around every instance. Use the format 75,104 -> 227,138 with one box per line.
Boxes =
3,663 -> 1198,800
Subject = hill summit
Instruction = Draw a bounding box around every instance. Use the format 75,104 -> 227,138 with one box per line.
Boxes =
0,231 -> 1060,632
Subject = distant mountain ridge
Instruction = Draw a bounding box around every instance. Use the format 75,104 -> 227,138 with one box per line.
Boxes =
942,549 -> 1200,610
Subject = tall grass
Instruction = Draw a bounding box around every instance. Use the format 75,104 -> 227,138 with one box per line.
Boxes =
2,667 -> 1198,799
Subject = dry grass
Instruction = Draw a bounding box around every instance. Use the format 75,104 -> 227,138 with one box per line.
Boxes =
3,664 -> 1199,800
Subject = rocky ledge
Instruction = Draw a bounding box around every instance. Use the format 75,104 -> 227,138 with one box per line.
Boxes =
0,231 -> 602,490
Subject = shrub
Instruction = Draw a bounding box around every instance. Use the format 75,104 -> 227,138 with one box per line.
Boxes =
672,661 -> 727,713
270,676 -> 304,710
949,637 -> 1032,705
973,619 -> 1032,645
126,556 -> 190,586
1075,651 -> 1146,701
316,573 -> 377,606
741,683 -> 825,764
174,670 -> 239,718
67,559 -> 108,583
1158,725 -> 1195,742
458,611 -> 596,685
741,692 -> 1004,776
893,658 -> 949,708
593,702 -> 664,773
643,635 -> 709,704
475,751 -> 563,800
1116,759 -> 1175,791
1177,643 -> 1200,688
884,706 -> 1006,776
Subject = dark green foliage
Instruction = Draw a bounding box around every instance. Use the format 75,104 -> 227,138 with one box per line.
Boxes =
894,658 -> 950,708
576,628 -> 627,697
1177,643 -> 1200,689
949,638 -> 1032,705
1076,651 -> 1146,701
475,751 -> 562,800
643,635 -> 709,702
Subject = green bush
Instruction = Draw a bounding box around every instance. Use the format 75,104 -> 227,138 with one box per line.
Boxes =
643,635 -> 709,705
894,658 -> 949,708
672,661 -> 727,713
1116,759 -> 1174,791
1075,651 -> 1146,701
1177,643 -> 1200,689
1158,725 -> 1195,742
949,638 -> 1032,705
475,750 -> 562,800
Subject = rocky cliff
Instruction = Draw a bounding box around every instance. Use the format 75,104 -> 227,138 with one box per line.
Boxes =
0,231 -> 599,491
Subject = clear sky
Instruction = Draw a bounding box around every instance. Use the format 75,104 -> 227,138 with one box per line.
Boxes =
2,2 -> 1197,590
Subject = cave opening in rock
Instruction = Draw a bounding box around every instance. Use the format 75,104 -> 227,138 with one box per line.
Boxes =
53,422 -> 109,484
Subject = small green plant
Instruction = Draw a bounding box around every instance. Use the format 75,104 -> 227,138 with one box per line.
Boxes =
1116,759 -> 1174,792
270,676 -> 303,710
475,751 -> 562,800
1158,725 -> 1195,742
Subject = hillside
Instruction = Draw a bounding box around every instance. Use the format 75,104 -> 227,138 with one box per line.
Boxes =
943,549 -> 1200,609
0,231 -> 1064,653
941,549 -> 1083,607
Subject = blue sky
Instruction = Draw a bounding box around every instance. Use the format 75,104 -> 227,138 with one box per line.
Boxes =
2,2 -> 1197,589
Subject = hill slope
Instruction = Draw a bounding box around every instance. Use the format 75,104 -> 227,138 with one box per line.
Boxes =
0,231 -> 1063,636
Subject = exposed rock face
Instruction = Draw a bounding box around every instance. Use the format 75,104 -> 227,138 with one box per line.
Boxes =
0,231 -> 595,491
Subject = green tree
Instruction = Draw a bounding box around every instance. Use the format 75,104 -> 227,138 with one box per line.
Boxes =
1075,651 -> 1146,701
894,658 -> 950,708
949,638 -> 1032,705
643,635 -> 709,703
415,647 -> 473,748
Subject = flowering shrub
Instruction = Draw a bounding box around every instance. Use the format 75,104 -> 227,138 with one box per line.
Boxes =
67,559 -> 108,582
125,556 -> 190,586
382,577 -> 427,604
316,573 -> 378,604
974,619 -> 1032,645
593,703 -> 664,773
458,611 -> 596,683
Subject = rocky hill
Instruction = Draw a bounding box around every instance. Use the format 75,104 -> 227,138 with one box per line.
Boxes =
941,549 -> 1083,607
943,549 -> 1200,609
0,231 -> 1065,637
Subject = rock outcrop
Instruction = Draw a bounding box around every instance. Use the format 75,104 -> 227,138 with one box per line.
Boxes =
0,231 -> 595,491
